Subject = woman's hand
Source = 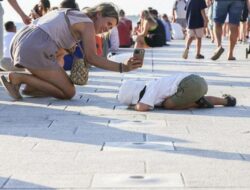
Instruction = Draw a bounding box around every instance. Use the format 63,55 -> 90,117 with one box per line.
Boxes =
123,57 -> 143,72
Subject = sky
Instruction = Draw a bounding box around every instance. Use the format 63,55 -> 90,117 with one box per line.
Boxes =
1,0 -> 175,23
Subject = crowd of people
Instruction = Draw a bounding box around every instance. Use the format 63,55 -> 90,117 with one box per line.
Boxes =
0,0 -> 248,110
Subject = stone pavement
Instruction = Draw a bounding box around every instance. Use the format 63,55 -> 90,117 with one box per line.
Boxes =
0,39 -> 250,189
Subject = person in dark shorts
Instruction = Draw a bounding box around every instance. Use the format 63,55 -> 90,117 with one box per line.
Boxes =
118,73 -> 236,111
211,0 -> 245,60
134,10 -> 166,48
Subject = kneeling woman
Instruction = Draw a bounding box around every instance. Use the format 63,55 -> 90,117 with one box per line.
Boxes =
0,3 -> 143,100
134,10 -> 166,48
118,73 -> 236,111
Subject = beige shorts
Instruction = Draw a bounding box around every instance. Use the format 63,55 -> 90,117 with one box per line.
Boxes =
187,28 -> 204,38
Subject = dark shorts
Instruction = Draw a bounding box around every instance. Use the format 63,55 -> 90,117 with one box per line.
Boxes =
169,74 -> 208,107
213,0 -> 244,25
144,34 -> 165,47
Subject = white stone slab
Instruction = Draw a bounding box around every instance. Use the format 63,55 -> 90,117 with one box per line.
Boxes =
103,141 -> 174,151
92,173 -> 184,188
108,119 -> 166,128
5,174 -> 92,188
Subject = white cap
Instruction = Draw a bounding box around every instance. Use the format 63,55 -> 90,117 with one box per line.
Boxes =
118,80 -> 146,105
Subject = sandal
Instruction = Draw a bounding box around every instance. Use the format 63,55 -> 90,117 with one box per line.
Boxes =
211,47 -> 224,60
223,94 -> 236,107
0,75 -> 22,100
195,96 -> 214,108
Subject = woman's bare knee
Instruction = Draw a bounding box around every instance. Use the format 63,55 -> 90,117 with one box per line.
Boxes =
63,86 -> 76,99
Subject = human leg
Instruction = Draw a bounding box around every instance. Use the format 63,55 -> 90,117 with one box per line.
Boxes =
8,67 -> 75,99
204,94 -> 236,107
183,30 -> 195,59
182,36 -> 193,59
227,0 -> 244,59
134,36 -> 148,48
196,38 -> 204,58
228,24 -> 239,60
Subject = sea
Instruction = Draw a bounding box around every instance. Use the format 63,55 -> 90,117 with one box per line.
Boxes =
5,15 -> 140,35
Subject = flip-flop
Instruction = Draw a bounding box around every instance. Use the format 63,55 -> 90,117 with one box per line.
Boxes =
211,47 -> 224,60
223,94 -> 236,107
228,57 -> 236,61
0,75 -> 22,100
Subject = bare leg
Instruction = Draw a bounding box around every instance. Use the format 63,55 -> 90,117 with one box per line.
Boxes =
228,24 -> 239,59
196,37 -> 202,55
204,96 -> 227,106
9,67 -> 75,99
214,22 -> 223,48
162,95 -> 228,110
22,85 -> 48,97
185,36 -> 194,49
134,36 -> 149,48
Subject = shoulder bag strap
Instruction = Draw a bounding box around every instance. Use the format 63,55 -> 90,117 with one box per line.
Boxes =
64,9 -> 84,56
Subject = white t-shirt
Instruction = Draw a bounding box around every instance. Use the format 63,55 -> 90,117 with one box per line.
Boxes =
173,0 -> 187,19
3,32 -> 15,58
140,73 -> 190,108
171,23 -> 184,40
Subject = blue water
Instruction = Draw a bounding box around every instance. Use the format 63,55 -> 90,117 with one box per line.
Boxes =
7,15 -> 139,34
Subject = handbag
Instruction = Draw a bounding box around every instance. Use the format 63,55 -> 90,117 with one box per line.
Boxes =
64,9 -> 89,85
70,55 -> 89,85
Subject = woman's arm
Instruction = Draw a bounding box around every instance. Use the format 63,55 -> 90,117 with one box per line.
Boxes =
7,0 -> 31,24
74,22 -> 143,72
137,20 -> 150,37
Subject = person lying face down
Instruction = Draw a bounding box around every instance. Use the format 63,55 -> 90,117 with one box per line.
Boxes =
118,73 -> 236,112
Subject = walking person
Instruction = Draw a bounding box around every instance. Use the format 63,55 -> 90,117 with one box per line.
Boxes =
0,3 -> 143,100
182,0 -> 208,59
211,0 -> 245,60
172,0 -> 187,30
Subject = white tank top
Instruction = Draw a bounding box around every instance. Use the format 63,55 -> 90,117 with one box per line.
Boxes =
33,9 -> 92,49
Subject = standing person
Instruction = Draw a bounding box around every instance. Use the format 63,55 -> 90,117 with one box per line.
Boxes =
182,0 -> 208,59
0,0 -> 31,58
0,21 -> 23,71
172,0 -> 187,30
117,9 -> 132,48
211,0 -> 245,60
0,3 -> 143,100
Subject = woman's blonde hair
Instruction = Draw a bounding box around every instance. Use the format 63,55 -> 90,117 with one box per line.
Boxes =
82,3 -> 119,24
141,10 -> 156,23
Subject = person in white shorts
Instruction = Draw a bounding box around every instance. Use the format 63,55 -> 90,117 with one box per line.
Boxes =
118,73 -> 236,112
